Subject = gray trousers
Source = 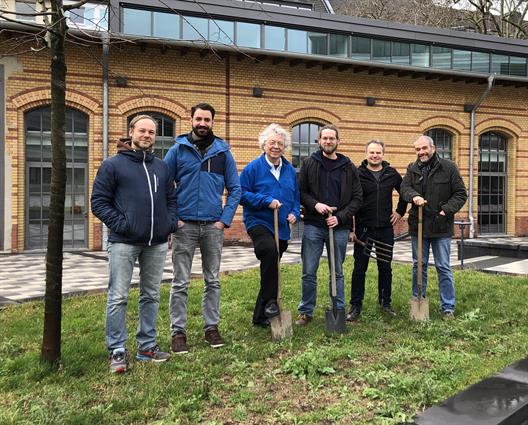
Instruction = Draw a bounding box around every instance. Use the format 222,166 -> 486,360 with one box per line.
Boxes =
169,222 -> 224,334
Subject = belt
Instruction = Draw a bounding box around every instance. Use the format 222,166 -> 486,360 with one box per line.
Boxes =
186,220 -> 215,225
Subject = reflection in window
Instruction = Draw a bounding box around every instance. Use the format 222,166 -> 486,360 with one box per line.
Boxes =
351,36 -> 370,60
153,12 -> 179,39
329,34 -> 347,57
288,29 -> 307,53
453,49 -> 471,71
237,22 -> 261,48
209,19 -> 234,44
509,56 -> 527,77
391,42 -> 409,65
425,128 -> 452,160
432,46 -> 451,69
16,1 -> 36,21
372,39 -> 390,62
411,44 -> 429,67
491,54 -> 509,75
183,16 -> 208,40
123,8 -> 151,36
291,122 -> 323,169
472,51 -> 489,73
308,32 -> 327,55
265,25 -> 285,50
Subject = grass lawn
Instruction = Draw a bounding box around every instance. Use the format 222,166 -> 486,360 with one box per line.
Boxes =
1,259 -> 528,424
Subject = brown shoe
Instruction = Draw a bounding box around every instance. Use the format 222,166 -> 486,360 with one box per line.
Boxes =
295,314 -> 312,326
204,326 -> 225,348
171,332 -> 189,354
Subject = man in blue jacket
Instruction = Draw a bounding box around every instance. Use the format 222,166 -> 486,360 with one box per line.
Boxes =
91,115 -> 177,373
164,103 -> 241,354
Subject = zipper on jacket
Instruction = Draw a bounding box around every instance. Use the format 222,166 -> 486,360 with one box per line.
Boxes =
142,151 -> 155,246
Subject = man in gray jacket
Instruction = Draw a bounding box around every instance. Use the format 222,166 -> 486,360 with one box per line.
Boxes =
400,135 -> 467,319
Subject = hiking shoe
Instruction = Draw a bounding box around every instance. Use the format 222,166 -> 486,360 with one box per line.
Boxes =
136,345 -> 171,362
442,310 -> 455,320
295,314 -> 312,326
109,349 -> 128,374
204,326 -> 225,348
346,307 -> 361,322
171,332 -> 189,354
381,305 -> 397,317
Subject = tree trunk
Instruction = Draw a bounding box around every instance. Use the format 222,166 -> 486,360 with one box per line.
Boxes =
41,0 -> 67,365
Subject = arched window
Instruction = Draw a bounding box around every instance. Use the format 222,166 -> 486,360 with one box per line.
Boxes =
127,112 -> 175,159
425,128 -> 453,159
25,107 -> 88,249
291,121 -> 323,168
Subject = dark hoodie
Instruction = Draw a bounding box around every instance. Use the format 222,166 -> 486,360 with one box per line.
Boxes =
91,139 -> 178,246
299,150 -> 363,228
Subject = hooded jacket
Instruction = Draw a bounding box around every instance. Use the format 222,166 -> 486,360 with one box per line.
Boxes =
355,160 -> 407,229
400,154 -> 467,238
163,133 -> 241,226
91,141 -> 178,246
299,150 -> 362,228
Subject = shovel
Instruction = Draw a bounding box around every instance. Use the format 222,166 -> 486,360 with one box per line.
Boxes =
325,213 -> 347,334
410,204 -> 429,321
270,208 -> 293,341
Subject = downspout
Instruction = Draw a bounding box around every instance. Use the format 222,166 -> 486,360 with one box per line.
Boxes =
102,31 -> 109,250
468,74 -> 494,239
225,55 -> 230,143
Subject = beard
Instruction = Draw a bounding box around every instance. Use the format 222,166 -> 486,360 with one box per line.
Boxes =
193,125 -> 212,139
321,144 -> 337,156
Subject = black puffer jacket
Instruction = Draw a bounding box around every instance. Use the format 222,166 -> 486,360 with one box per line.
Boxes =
91,143 -> 178,246
355,160 -> 407,229
299,151 -> 362,228
400,154 -> 467,238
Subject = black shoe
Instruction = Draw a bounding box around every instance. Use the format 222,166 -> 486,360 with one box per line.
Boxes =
381,305 -> 397,317
346,307 -> 361,322
264,301 -> 280,318
253,319 -> 271,328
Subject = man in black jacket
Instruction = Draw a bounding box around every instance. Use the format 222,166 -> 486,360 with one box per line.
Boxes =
91,115 -> 177,373
400,135 -> 467,319
295,125 -> 363,326
348,140 -> 407,321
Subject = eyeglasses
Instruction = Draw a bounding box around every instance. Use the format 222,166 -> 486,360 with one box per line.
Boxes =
266,140 -> 285,148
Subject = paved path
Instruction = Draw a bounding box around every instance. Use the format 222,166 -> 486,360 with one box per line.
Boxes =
1,239 -> 527,306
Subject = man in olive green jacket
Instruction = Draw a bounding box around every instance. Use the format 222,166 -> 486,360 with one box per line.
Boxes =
400,135 -> 467,319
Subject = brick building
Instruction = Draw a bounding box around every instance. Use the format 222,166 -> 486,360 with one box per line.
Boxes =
0,0 -> 527,252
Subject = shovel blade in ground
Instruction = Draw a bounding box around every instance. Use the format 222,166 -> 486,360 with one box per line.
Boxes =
409,297 -> 429,321
270,310 -> 293,341
325,308 -> 347,334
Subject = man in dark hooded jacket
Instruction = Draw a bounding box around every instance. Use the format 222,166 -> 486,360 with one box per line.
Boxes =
400,135 -> 467,319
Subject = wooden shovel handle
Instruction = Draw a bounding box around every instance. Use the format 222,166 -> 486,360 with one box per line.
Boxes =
417,204 -> 423,297
328,212 -> 337,298
273,208 -> 282,307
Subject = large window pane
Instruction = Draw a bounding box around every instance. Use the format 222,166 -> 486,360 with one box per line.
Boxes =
209,19 -> 234,45
308,32 -> 327,55
491,54 -> 509,75
237,22 -> 261,48
426,128 -> 453,160
391,42 -> 409,65
287,29 -> 307,53
351,36 -> 370,60
183,16 -> 208,40
509,56 -> 527,77
123,8 -> 151,36
411,44 -> 429,67
453,49 -> 471,71
372,39 -> 390,62
16,1 -> 36,21
153,12 -> 179,39
432,46 -> 451,69
329,34 -> 347,57
264,25 -> 285,50
472,51 -> 489,73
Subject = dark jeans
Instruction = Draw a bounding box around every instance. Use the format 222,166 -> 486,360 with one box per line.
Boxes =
350,226 -> 394,309
248,225 -> 288,325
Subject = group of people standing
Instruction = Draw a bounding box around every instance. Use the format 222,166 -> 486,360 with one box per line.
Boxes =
91,102 -> 467,374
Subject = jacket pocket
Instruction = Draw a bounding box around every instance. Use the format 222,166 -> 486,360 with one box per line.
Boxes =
201,153 -> 226,175
432,213 -> 449,234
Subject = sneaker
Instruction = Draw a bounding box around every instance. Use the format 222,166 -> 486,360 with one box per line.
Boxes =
109,349 -> 128,374
294,314 -> 312,326
346,307 -> 361,322
442,310 -> 455,320
204,326 -> 225,348
171,332 -> 189,354
136,345 -> 171,362
381,305 -> 397,317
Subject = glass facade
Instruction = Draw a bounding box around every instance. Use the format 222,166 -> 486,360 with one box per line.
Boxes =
120,7 -> 528,78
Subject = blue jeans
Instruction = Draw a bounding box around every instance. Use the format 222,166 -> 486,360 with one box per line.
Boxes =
106,242 -> 168,353
169,222 -> 224,334
298,224 -> 348,316
411,236 -> 455,312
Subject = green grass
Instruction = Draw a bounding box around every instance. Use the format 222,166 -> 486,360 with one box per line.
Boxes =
1,259 -> 528,424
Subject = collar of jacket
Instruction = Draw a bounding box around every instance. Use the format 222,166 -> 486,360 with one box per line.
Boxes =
175,133 -> 230,159
410,154 -> 442,175
359,159 -> 390,171
118,148 -> 155,163
311,150 -> 350,169
259,152 -> 292,169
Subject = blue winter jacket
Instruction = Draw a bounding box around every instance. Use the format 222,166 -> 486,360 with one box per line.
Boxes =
163,134 -> 241,226
240,154 -> 300,240
91,148 -> 178,246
